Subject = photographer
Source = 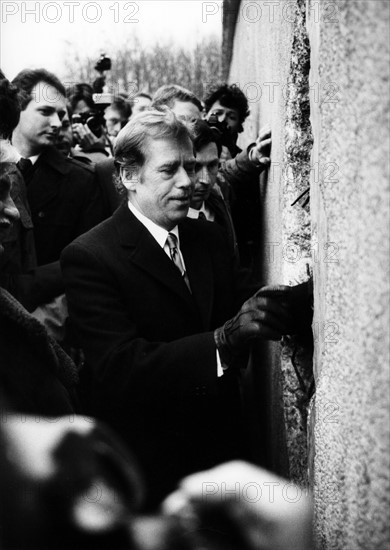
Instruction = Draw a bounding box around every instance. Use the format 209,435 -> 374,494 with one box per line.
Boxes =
204,83 -> 272,270
204,83 -> 250,161
67,83 -> 111,162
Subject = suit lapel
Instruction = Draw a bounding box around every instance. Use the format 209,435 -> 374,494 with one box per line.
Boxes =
180,220 -> 214,329
113,205 -> 196,311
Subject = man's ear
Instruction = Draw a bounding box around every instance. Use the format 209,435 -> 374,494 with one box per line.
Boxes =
120,165 -> 140,191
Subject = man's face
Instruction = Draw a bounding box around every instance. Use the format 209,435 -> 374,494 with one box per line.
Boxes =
132,96 -> 151,116
104,106 -> 127,138
0,174 -> 20,252
126,136 -> 196,231
15,82 -> 66,154
206,100 -> 240,132
170,100 -> 202,124
191,142 -> 219,210
55,109 -> 73,155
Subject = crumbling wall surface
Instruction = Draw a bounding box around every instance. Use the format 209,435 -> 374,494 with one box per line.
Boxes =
308,1 -> 390,548
229,0 -> 389,548
229,0 -> 314,484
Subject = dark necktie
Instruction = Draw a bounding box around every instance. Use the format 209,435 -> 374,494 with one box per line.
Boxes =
17,158 -> 34,185
198,211 -> 206,220
166,233 -> 191,292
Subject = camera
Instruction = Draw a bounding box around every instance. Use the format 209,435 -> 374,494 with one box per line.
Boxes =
94,54 -> 112,73
93,54 -> 112,94
71,111 -> 105,138
206,114 -> 238,157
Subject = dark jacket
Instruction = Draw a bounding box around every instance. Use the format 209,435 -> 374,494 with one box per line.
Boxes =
0,164 -> 64,309
27,146 -> 106,265
94,157 -> 123,216
206,185 -> 239,263
61,204 -> 252,508
220,146 -> 263,269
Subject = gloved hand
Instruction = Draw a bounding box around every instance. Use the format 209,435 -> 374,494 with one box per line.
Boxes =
256,281 -> 313,335
214,285 -> 293,367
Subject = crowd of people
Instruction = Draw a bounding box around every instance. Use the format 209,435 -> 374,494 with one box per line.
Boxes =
0,66 -> 313,549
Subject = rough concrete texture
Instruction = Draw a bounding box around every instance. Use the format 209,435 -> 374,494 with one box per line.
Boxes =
229,0 -> 389,547
229,0 -> 314,486
308,0 -> 390,548
279,0 -> 313,486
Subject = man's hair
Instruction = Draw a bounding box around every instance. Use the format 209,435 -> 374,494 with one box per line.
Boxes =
0,78 -> 21,138
66,83 -> 94,113
130,92 -> 152,106
12,69 -> 66,110
114,108 -> 191,196
109,98 -> 132,120
203,83 -> 249,127
187,119 -> 222,158
152,85 -> 202,113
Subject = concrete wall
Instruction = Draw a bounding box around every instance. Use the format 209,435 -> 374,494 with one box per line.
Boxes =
228,0 -> 390,548
230,0 -> 314,485
308,1 -> 390,548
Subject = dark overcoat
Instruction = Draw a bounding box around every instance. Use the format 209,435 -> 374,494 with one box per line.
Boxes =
27,146 -> 106,266
61,203 -> 252,507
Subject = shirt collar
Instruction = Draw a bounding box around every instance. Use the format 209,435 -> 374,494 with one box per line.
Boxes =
28,154 -> 40,165
187,204 -> 204,219
128,200 -> 179,248
187,202 -> 214,221
13,150 -> 40,165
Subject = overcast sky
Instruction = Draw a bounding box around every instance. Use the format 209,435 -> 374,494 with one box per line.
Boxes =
1,0 -> 223,80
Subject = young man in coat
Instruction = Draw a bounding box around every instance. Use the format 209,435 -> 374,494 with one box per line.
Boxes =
61,109 -> 302,510
11,69 -> 106,268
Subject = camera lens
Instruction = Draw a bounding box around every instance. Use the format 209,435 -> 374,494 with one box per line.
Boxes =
86,116 -> 103,138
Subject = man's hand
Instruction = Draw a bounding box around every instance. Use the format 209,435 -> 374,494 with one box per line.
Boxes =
248,124 -> 271,168
72,123 -> 105,152
214,285 -> 293,366
257,281 -> 313,339
214,282 -> 313,366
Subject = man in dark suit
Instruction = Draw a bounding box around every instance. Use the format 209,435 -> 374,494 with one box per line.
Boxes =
61,109 -> 295,509
186,119 -> 239,261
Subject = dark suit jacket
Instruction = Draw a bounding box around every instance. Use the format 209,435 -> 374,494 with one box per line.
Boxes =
94,157 -> 123,216
206,187 -> 239,262
61,203 -> 252,508
27,146 -> 106,266
220,147 -> 263,269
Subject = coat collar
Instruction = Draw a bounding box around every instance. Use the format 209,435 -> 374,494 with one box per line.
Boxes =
112,203 -> 214,329
27,147 -> 73,211
39,146 -> 72,175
